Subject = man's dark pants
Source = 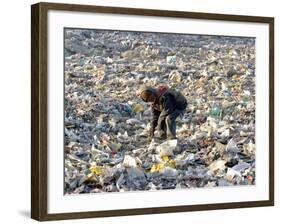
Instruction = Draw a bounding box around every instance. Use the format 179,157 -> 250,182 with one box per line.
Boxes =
158,109 -> 183,139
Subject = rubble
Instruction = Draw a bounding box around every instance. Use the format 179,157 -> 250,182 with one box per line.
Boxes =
64,29 -> 256,194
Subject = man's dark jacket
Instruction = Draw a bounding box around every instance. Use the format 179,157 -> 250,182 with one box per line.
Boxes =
151,87 -> 187,132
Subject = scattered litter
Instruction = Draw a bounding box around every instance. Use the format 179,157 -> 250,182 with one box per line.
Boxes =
123,155 -> 138,167
156,139 -> 178,156
90,165 -> 105,175
208,160 -> 226,173
225,168 -> 239,181
226,139 -> 240,153
232,162 -> 251,172
64,29 -> 256,194
127,167 -> 147,190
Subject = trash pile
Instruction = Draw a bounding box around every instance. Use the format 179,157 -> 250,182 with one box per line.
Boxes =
64,29 -> 255,194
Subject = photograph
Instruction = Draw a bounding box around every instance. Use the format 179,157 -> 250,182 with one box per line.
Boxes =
31,2 -> 274,220
63,28 -> 256,195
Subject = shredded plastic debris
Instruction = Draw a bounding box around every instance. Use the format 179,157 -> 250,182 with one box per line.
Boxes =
64,29 -> 256,194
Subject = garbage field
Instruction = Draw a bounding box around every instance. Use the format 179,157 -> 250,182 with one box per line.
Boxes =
64,28 -> 256,194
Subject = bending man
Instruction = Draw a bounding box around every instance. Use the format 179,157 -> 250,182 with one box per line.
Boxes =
138,85 -> 187,140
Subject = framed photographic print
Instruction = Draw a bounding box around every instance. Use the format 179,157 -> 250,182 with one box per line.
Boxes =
31,2 -> 274,221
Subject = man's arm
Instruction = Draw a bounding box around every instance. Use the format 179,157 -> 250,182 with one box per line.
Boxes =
150,109 -> 160,137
